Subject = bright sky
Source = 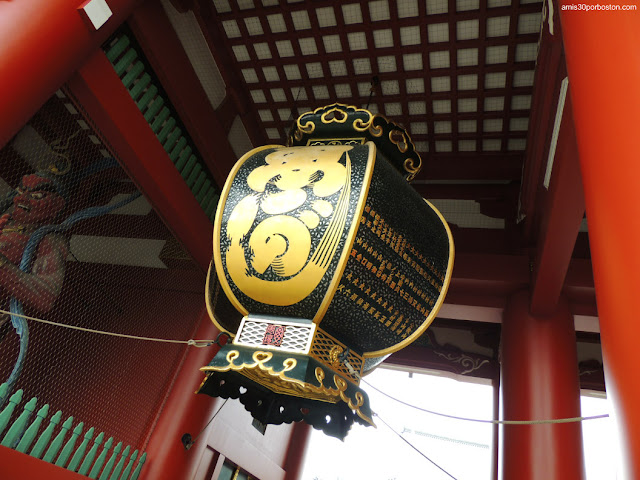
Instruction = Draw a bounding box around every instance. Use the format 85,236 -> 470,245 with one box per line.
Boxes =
301,366 -> 614,480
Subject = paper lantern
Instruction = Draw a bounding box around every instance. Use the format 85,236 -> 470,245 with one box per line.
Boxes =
198,104 -> 454,439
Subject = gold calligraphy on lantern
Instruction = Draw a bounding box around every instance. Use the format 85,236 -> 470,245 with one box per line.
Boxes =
224,146 -> 354,306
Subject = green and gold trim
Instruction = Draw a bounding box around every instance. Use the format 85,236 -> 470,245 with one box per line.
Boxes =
290,104 -> 375,144
309,328 -> 364,384
199,346 -> 374,426
289,103 -> 422,181
306,138 -> 367,146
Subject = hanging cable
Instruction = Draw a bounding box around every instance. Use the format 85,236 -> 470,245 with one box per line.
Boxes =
0,309 -> 225,348
365,75 -> 380,110
2,305 -> 609,427
363,379 -> 609,425
374,412 -> 459,480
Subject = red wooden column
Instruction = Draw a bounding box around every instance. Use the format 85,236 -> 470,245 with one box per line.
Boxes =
283,422 -> 312,480
0,0 -> 142,149
140,310 -> 224,480
559,5 -> 640,478
500,291 -> 585,480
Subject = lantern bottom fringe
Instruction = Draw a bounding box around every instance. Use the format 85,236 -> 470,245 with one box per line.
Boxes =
197,344 -> 375,440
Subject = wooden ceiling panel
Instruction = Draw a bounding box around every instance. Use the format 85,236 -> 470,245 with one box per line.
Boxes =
197,0 -> 543,176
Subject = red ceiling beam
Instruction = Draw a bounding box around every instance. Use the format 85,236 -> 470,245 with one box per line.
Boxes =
530,92 -> 585,315
419,153 -> 523,180
449,252 -> 530,297
412,182 -> 515,200
563,258 -> 597,317
194,0 -> 267,147
0,0 -> 143,150
385,345 -> 498,379
128,1 -> 235,187
66,51 -> 213,271
439,253 -> 596,320
519,6 -> 565,242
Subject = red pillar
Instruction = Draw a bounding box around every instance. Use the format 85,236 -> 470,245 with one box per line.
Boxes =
140,310 -> 222,480
283,423 -> 312,480
0,0 -> 142,149
500,291 -> 585,480
559,5 -> 640,478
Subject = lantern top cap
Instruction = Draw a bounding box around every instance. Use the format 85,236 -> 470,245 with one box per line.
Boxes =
287,103 -> 422,182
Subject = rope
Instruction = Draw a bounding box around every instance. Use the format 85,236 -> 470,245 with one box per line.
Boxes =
363,379 -> 610,425
0,309 -> 216,348
2,306 -> 609,427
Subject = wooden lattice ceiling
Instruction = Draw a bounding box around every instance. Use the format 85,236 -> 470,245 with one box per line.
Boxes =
202,0 -> 543,182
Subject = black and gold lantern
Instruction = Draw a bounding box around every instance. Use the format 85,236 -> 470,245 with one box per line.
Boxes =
198,104 -> 454,439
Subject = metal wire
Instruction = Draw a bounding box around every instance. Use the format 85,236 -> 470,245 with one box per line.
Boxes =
0,309 -> 216,348
363,379 -> 609,425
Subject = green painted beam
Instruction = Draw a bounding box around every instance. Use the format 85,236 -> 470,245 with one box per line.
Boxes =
0,389 -> 22,437
43,415 -> 73,463
78,431 -> 105,476
143,96 -> 164,123
156,118 -> 176,144
169,137 -> 187,163
89,436 -> 114,479
55,421 -> 83,467
150,107 -> 171,134
135,85 -> 158,112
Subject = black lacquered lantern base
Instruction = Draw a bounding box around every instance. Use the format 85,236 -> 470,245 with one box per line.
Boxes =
198,343 -> 374,440
199,370 -> 371,440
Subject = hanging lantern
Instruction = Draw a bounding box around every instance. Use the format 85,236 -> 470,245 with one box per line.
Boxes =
198,104 -> 454,439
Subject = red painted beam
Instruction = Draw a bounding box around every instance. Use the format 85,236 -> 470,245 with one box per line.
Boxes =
560,5 -> 640,477
385,345 -> 497,378
419,154 -> 524,181
519,5 -> 566,242
215,95 -> 239,134
0,446 -> 87,480
128,1 -> 236,188
451,253 -> 530,296
530,93 -> 585,315
194,0 -> 267,147
0,0 -> 142,150
412,182 -> 515,200
66,51 -> 213,271
440,254 -> 597,322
